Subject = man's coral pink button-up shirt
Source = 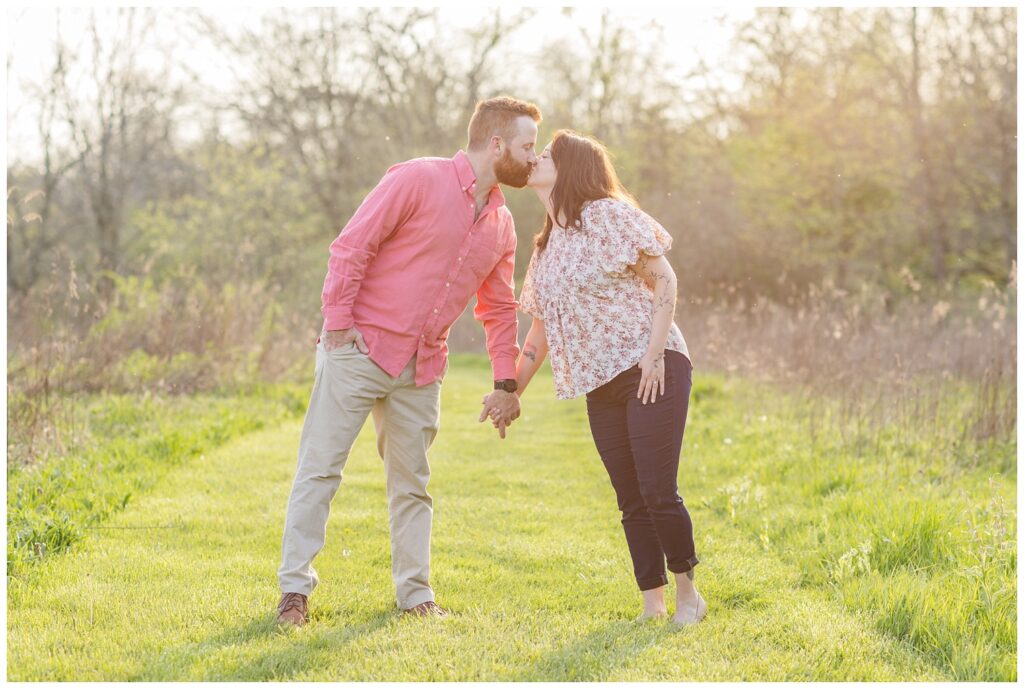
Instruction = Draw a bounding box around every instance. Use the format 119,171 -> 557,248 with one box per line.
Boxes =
320,150 -> 520,386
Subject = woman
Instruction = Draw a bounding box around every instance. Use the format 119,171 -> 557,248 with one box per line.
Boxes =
504,129 -> 706,625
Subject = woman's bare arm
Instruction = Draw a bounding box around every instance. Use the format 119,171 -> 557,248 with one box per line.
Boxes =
629,253 -> 678,402
514,317 -> 549,398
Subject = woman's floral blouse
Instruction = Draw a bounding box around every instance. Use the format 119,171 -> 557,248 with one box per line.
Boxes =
519,197 -> 690,400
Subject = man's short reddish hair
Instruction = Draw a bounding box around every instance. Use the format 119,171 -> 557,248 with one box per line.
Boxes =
467,96 -> 542,150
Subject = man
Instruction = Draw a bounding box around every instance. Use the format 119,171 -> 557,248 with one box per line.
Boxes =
276,96 -> 540,625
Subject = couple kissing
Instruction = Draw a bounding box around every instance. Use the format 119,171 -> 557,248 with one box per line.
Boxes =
276,96 -> 705,629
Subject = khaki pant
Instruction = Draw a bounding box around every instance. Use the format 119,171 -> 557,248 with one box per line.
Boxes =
278,340 -> 443,609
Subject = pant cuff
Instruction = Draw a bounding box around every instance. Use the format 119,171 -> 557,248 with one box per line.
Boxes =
280,585 -> 313,597
278,572 -> 315,597
637,574 -> 668,591
667,554 -> 700,575
398,589 -> 435,610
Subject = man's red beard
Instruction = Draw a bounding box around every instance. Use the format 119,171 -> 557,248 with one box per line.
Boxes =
494,149 -> 532,188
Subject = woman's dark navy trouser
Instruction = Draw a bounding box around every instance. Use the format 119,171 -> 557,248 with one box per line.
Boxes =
585,349 -> 699,590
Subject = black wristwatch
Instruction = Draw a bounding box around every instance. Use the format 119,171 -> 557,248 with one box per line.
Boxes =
494,379 -> 518,393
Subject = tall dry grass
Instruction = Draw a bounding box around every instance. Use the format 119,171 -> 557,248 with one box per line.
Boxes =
6,266 -> 314,466
677,265 -> 1017,467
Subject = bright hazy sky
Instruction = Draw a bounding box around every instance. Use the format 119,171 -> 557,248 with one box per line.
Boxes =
5,5 -> 754,164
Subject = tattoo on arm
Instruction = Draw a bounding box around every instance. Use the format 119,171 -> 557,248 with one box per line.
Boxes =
523,346 -> 537,363
633,254 -> 676,311
654,278 -> 675,311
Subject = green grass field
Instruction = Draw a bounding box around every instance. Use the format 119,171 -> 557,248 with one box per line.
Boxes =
6,356 -> 1016,680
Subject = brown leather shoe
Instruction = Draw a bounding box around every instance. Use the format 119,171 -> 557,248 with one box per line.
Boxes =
276,592 -> 308,626
402,600 -> 448,618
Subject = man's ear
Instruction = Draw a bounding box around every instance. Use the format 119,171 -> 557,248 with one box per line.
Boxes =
490,135 -> 504,157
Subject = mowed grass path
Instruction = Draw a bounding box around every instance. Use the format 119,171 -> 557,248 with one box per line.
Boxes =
7,356 -> 1006,680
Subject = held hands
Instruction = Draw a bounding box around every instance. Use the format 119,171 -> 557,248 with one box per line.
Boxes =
637,350 -> 666,404
478,390 -> 521,439
323,326 -> 369,353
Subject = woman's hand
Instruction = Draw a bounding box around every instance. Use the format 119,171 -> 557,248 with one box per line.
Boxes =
637,350 -> 666,404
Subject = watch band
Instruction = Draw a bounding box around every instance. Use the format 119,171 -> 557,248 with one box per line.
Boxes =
494,379 -> 518,393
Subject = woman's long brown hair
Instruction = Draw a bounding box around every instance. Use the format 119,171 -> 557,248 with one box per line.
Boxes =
535,129 -> 637,252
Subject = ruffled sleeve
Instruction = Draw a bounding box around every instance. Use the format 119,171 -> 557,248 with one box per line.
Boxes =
517,249 -> 544,318
585,198 -> 673,277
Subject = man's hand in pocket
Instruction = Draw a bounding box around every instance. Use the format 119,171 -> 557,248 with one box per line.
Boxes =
323,327 -> 369,353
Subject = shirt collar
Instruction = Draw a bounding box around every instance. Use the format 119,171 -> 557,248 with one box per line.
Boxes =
453,150 -> 506,209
